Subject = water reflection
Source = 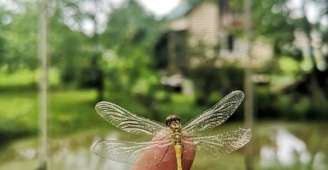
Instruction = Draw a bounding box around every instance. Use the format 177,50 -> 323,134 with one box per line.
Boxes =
313,152 -> 327,170
51,132 -> 133,170
17,148 -> 36,160
51,147 -> 132,170
260,128 -> 326,169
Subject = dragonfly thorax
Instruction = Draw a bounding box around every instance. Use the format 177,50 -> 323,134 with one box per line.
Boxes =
166,115 -> 183,146
166,115 -> 181,127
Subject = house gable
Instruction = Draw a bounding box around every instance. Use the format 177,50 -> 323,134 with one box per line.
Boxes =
169,2 -> 219,47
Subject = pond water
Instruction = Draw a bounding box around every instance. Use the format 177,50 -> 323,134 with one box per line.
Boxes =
0,122 -> 327,170
260,128 -> 326,169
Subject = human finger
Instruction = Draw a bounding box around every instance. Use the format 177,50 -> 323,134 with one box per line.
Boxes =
132,131 -> 195,170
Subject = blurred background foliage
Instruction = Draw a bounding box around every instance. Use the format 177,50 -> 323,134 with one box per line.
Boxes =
1,0 -> 328,169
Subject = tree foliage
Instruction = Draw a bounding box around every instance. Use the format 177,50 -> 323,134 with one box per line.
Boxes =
98,0 -> 163,95
0,1 -> 38,71
48,0 -> 163,95
252,0 -> 328,119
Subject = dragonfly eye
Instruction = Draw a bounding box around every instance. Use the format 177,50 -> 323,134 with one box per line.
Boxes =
174,116 -> 181,123
166,115 -> 181,126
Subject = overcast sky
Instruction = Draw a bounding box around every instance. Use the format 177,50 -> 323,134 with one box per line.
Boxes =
137,0 -> 180,18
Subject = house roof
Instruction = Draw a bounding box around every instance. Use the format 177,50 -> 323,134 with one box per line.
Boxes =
165,1 -> 199,20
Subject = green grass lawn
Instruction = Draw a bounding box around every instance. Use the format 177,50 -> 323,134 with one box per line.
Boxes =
0,69 -> 203,141
0,69 -> 107,141
0,86 -> 104,139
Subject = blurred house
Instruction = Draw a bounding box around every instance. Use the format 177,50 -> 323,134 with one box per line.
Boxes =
154,0 -> 272,89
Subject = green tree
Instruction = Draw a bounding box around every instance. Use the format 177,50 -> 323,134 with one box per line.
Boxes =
253,0 -> 328,119
51,0 -> 162,100
52,0 -> 117,100
100,0 -> 163,94
0,1 -> 38,72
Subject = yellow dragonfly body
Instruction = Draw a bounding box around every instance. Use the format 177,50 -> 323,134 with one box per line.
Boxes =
92,90 -> 251,170
166,115 -> 183,170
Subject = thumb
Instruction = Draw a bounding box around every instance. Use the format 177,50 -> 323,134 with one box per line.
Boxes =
132,131 -> 195,170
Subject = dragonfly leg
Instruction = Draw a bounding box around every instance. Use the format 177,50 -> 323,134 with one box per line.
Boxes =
156,144 -> 171,167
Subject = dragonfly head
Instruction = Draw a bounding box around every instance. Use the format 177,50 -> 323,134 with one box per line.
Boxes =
166,115 -> 181,127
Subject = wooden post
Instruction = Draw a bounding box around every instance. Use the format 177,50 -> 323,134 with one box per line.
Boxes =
38,0 -> 48,169
244,0 -> 254,169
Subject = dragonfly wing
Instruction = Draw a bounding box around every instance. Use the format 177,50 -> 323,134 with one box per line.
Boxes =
95,101 -> 166,135
186,128 -> 251,159
183,90 -> 244,134
92,138 -> 175,167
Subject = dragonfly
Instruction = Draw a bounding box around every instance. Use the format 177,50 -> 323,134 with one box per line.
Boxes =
92,90 -> 251,170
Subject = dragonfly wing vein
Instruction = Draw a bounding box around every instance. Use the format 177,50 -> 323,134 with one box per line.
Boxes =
188,128 -> 251,159
95,101 -> 166,136
183,91 -> 244,133
92,139 -> 174,166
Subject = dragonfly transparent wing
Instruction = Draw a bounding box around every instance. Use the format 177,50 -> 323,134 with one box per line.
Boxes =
92,138 -> 175,167
183,90 -> 244,134
95,101 -> 166,136
186,128 -> 251,159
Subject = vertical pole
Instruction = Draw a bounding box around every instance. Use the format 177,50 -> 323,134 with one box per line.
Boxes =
38,0 -> 48,169
244,0 -> 254,169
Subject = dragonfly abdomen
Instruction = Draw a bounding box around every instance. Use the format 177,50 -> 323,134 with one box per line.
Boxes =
174,144 -> 183,170
166,115 -> 184,170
